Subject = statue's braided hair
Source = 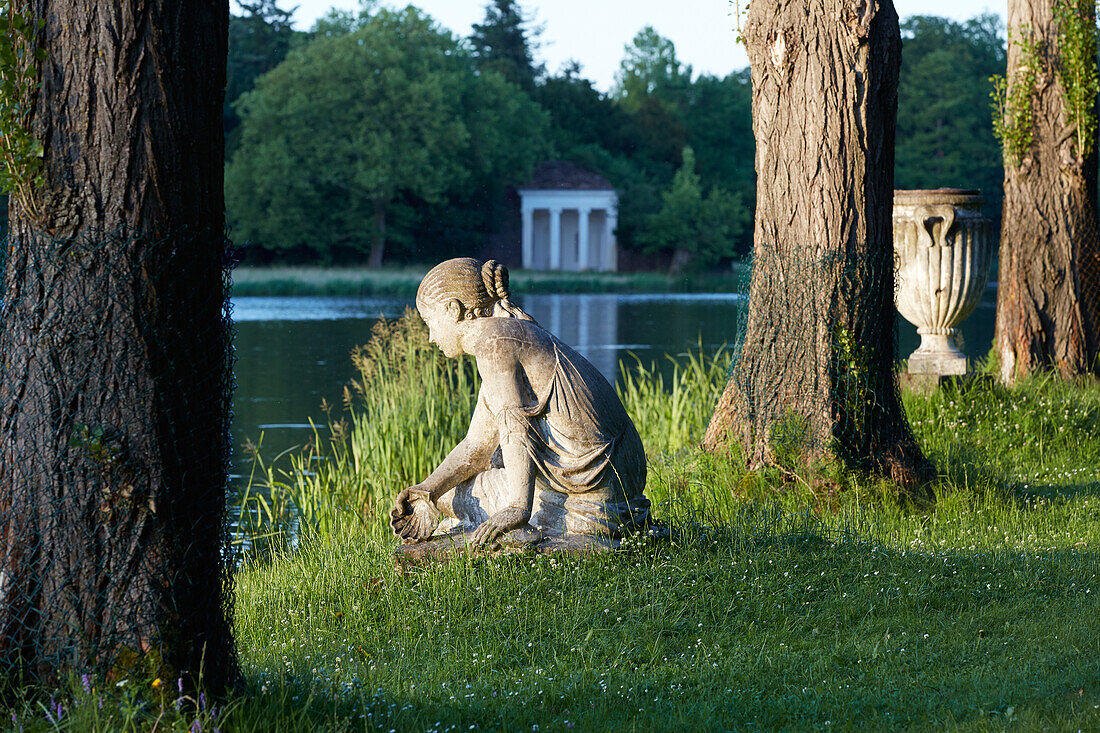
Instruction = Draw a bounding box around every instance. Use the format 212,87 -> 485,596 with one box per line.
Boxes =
481,260 -> 510,302
417,257 -> 535,322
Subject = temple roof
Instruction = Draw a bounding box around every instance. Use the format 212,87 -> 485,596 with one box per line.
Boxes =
520,160 -> 614,191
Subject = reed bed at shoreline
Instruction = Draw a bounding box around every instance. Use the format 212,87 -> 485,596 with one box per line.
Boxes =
230,265 -> 746,297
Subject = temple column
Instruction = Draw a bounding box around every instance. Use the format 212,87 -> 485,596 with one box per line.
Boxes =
578,206 -> 591,271
549,206 -> 562,270
521,206 -> 534,269
604,210 -> 618,271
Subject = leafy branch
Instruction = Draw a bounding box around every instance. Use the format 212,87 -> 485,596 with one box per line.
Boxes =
1053,0 -> 1099,161
990,27 -> 1041,168
0,1 -> 46,223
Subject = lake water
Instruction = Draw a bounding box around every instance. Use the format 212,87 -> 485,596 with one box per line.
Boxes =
230,290 -> 997,480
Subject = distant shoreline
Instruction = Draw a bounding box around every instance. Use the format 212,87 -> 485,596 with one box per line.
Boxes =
230,265 -> 748,297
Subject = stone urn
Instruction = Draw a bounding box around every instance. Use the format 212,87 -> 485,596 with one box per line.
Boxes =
893,189 -> 993,376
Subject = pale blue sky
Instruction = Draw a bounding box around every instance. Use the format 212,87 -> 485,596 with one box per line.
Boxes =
260,0 -> 1006,92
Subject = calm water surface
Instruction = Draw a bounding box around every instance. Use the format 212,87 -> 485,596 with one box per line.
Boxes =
230,291 -> 997,479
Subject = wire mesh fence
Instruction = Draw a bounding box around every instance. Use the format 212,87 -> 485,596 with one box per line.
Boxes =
711,233 -> 926,480
0,227 -> 237,690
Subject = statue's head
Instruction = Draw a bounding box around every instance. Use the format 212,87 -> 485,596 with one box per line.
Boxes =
416,258 -> 535,357
417,258 -> 534,321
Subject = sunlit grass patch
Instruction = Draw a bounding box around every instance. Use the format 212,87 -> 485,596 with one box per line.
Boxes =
226,505 -> 1100,731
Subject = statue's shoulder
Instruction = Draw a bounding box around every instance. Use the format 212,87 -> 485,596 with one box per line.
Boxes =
477,318 -> 551,365
482,316 -> 546,344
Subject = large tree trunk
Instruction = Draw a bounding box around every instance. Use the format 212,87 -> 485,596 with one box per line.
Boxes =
0,1 -> 236,690
995,0 -> 1100,383
703,0 -> 932,489
368,199 -> 387,268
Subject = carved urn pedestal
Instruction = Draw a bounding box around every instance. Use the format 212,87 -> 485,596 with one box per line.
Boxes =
893,189 -> 993,385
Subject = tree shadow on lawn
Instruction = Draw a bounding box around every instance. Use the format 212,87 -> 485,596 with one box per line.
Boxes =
235,523 -> 1100,731
1013,480 -> 1100,501
934,440 -> 1100,505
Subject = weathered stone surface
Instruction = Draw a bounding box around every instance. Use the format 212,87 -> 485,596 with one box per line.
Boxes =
907,351 -> 967,376
893,189 -> 993,378
389,258 -> 658,558
394,525 -> 672,571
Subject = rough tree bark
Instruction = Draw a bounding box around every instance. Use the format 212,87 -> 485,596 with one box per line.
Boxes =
702,0 -> 932,488
369,198 -> 387,269
0,1 -> 236,689
995,0 -> 1100,383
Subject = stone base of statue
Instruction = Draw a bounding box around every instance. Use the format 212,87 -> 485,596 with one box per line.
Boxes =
394,524 -> 671,571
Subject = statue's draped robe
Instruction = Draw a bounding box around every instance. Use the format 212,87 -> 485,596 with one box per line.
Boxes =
451,329 -> 650,537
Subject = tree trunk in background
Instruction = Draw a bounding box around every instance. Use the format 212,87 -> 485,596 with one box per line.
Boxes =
703,0 -> 932,489
0,0 -> 236,691
995,0 -> 1100,383
369,200 -> 387,268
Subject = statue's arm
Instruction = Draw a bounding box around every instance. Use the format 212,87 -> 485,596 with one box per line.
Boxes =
471,356 -> 537,545
392,386 -> 499,542
419,391 -> 498,503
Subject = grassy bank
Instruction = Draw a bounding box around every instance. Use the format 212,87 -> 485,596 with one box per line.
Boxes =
230,265 -> 745,297
7,317 -> 1100,730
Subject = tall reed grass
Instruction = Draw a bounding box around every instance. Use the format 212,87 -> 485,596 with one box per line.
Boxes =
242,310 -> 479,542
239,311 -> 736,545
239,307 -> 1100,556
618,346 -> 731,456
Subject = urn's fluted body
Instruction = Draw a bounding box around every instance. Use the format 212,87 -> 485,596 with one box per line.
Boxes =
893,189 -> 993,375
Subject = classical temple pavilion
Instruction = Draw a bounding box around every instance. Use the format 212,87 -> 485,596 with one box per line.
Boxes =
518,161 -> 619,272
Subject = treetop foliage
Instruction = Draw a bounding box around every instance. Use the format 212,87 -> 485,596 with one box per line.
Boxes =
897,14 -> 1005,219
226,5 -> 549,264
470,0 -> 544,91
225,0 -> 301,149
613,25 -> 693,113
639,146 -> 750,273
223,4 -> 1007,267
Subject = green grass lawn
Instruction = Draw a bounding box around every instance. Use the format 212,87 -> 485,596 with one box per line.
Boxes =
7,334 -> 1100,731
227,357 -> 1100,731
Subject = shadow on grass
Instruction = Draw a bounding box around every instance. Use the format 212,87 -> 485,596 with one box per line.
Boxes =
232,510 -> 1100,731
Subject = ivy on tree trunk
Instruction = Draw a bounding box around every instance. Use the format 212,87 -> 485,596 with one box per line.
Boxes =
995,0 -> 1100,383
703,0 -> 932,490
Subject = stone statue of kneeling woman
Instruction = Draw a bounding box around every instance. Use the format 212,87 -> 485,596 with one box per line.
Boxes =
389,257 -> 653,548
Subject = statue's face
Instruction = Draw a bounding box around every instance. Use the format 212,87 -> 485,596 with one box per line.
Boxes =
419,300 -> 462,358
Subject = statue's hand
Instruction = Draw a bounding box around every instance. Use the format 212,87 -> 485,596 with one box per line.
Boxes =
389,485 -> 438,543
470,506 -> 529,548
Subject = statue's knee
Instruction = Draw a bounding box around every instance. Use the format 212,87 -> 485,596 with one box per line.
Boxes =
435,487 -> 458,518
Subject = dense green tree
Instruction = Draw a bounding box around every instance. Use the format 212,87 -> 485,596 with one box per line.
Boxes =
613,26 -> 692,113
896,15 -> 1005,214
682,72 -> 754,191
639,147 -> 749,272
534,50 -> 755,261
681,71 -> 755,253
470,0 -> 542,91
531,73 -> 659,257
226,7 -> 548,266
309,2 -> 374,37
225,0 -> 300,148
533,62 -> 637,157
